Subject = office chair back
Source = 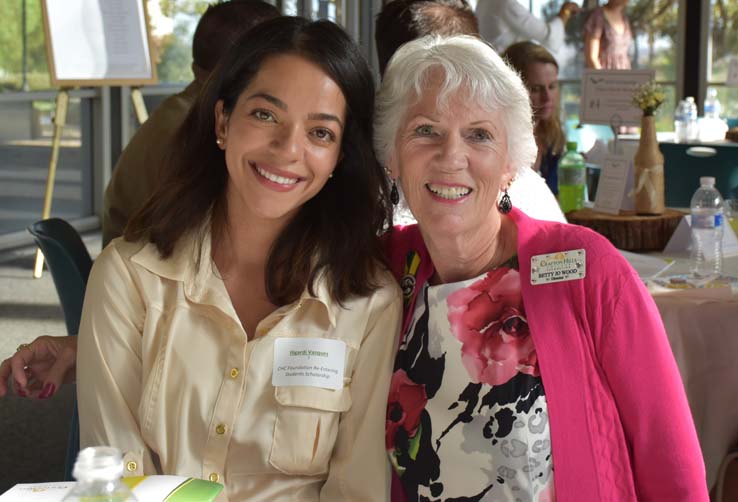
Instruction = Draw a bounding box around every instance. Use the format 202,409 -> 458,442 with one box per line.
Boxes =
28,218 -> 93,480
28,218 -> 93,336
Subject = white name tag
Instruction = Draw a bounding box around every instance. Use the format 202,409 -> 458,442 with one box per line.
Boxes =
531,249 -> 586,285
272,337 -> 346,390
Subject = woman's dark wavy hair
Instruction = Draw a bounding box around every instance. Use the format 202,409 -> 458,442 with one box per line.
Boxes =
125,16 -> 392,306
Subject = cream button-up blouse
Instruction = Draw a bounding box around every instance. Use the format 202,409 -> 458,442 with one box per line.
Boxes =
77,228 -> 402,502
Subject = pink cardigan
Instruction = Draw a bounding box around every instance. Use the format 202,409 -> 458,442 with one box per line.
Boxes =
386,208 -> 708,501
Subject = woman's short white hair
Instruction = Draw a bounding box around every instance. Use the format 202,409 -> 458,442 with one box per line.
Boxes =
374,35 -> 536,177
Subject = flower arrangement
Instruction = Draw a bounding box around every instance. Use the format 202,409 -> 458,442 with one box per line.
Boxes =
632,80 -> 666,116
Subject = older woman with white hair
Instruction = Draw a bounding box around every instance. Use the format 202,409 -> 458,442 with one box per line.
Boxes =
378,35 -> 708,502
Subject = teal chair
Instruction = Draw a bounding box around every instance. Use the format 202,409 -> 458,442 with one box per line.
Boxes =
28,218 -> 93,481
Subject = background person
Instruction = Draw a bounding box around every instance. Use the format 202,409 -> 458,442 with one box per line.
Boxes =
375,34 -> 709,501
375,0 -> 566,224
583,0 -> 633,69
503,41 -> 566,195
102,0 -> 280,246
78,17 -> 401,501
475,0 -> 579,55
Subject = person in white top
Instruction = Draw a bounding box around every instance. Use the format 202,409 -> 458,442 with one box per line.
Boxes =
476,0 -> 579,54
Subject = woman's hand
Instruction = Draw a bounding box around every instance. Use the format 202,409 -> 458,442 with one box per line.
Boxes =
0,335 -> 77,399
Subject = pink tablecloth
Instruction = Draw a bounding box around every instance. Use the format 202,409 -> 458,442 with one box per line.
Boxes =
654,292 -> 738,489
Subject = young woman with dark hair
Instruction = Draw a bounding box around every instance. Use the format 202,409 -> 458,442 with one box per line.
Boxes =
76,17 -> 401,501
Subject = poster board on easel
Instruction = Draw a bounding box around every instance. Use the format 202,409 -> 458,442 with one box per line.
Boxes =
34,0 -> 157,277
41,0 -> 158,87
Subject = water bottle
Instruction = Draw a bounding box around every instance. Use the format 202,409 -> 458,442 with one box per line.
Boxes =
674,99 -> 688,143
704,87 -> 721,118
558,141 -> 586,213
690,176 -> 724,278
684,96 -> 699,141
62,447 -> 138,502
699,87 -> 728,142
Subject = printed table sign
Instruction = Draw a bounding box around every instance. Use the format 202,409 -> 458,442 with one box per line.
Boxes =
580,69 -> 655,126
593,154 -> 633,215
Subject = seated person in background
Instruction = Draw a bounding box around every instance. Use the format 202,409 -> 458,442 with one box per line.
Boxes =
583,0 -> 633,69
376,33 -> 709,502
503,41 -> 565,195
102,0 -> 279,246
475,0 -> 579,55
375,0 -> 566,224
78,17 -> 401,501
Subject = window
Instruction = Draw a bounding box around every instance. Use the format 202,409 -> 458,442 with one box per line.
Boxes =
707,0 -> 738,119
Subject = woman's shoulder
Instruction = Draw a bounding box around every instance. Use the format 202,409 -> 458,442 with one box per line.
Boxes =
92,237 -> 148,274
584,7 -> 605,30
519,216 -> 628,266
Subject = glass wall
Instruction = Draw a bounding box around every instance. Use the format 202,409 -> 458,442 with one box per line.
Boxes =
707,0 -> 738,119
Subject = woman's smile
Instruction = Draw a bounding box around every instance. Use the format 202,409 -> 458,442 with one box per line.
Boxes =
249,161 -> 302,191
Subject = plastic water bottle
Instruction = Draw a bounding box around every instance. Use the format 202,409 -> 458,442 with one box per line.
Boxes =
699,88 -> 728,142
62,447 -> 137,502
690,176 -> 724,278
684,96 -> 699,141
704,87 -> 721,118
674,99 -> 688,143
558,141 -> 586,213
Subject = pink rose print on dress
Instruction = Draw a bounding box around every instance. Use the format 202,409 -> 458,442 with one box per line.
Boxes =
447,268 -> 539,386
386,369 -> 428,450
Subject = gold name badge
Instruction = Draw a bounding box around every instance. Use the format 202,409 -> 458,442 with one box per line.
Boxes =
531,249 -> 586,285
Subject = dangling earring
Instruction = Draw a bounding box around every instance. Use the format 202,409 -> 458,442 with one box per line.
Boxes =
497,189 -> 512,214
384,167 -> 400,205
390,180 -> 400,205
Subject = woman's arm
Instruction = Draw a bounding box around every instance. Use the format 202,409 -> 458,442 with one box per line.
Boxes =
77,244 -> 154,476
600,265 -> 709,501
584,35 -> 602,69
584,10 -> 603,69
501,0 -> 567,53
320,284 -> 402,501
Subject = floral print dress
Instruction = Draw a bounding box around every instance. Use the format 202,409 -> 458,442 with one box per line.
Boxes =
387,259 -> 555,502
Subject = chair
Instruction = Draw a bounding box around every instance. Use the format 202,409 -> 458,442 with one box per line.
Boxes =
28,218 -> 93,481
28,218 -> 93,336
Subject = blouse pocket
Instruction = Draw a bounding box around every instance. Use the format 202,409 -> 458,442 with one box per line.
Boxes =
269,385 -> 352,476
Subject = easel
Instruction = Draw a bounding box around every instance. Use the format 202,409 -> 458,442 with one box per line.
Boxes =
34,0 -> 157,278
32,88 -> 150,278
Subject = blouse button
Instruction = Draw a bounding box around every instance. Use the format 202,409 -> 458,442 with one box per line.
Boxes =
126,461 -> 137,472
215,423 -> 226,435
209,472 -> 220,483
230,367 -> 239,379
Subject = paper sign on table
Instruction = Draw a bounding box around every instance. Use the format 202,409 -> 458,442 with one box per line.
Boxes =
0,482 -> 74,501
579,69 -> 655,126
663,215 -> 738,257
593,154 -> 632,214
